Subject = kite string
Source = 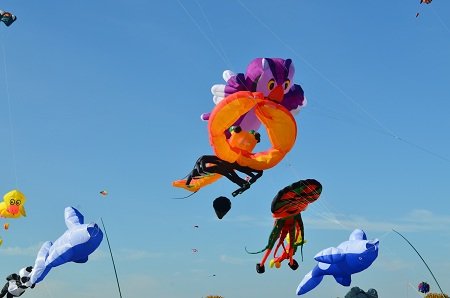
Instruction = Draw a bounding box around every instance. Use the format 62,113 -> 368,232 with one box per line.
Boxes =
193,0 -> 234,69
393,229 -> 446,296
176,0 -> 233,72
100,217 -> 123,298
176,0 -> 256,94
0,29 -> 19,187
430,5 -> 450,34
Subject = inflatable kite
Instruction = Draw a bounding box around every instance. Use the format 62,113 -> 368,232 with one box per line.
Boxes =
419,282 -> 431,294
0,190 -> 26,218
0,10 -> 16,27
296,229 -> 379,295
0,267 -> 34,298
246,179 -> 322,273
27,207 -> 103,285
173,91 -> 297,197
344,287 -> 378,298
202,58 -> 306,133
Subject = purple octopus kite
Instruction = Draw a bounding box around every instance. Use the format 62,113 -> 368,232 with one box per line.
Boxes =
201,58 -> 306,132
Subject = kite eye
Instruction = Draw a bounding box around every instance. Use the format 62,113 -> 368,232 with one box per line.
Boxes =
229,126 -> 242,133
267,79 -> 275,91
254,132 -> 261,143
15,200 -> 21,206
283,80 -> 290,90
9,199 -> 15,205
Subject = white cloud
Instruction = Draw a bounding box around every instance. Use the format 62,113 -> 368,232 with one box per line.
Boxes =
303,209 -> 450,233
0,243 -> 43,257
116,248 -> 164,260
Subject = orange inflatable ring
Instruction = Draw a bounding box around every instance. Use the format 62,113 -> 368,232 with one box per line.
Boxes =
208,91 -> 297,171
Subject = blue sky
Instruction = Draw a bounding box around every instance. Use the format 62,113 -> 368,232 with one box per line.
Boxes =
0,0 -> 449,297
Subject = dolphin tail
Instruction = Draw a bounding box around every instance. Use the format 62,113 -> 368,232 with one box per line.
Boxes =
296,268 -> 324,295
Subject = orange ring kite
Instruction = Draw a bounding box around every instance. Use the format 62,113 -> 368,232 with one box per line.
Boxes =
208,91 -> 297,171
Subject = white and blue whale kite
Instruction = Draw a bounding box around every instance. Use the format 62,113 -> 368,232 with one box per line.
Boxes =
296,229 -> 379,295
28,207 -> 103,285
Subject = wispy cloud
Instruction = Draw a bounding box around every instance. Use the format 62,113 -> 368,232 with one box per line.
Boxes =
90,248 -> 165,261
0,242 -> 43,257
0,242 -> 164,264
224,208 -> 450,234
116,248 -> 164,260
305,209 -> 450,233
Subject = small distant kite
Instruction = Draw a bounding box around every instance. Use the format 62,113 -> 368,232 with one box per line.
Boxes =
4,223 -> 9,230
0,190 -> 27,218
99,190 -> 108,196
417,0 -> 432,17
0,10 -> 16,27
192,249 -> 198,253
418,281 -> 431,293
193,225 -> 199,228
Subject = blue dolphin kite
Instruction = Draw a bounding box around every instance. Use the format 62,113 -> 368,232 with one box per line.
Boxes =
296,229 -> 379,295
28,207 -> 103,285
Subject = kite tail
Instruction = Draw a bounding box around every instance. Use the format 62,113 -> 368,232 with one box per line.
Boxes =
294,240 -> 306,261
245,245 -> 268,254
170,191 -> 198,200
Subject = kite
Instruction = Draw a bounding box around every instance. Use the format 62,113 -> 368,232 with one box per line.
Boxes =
213,196 -> 232,219
173,91 -> 297,198
0,190 -> 26,219
202,58 -> 306,133
3,223 -> 9,230
344,287 -> 378,298
417,0 -> 432,17
27,207 -> 103,285
246,179 -> 322,273
419,282 -> 431,293
99,190 -> 108,196
296,229 -> 379,295
0,267 -> 34,298
0,10 -> 16,27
